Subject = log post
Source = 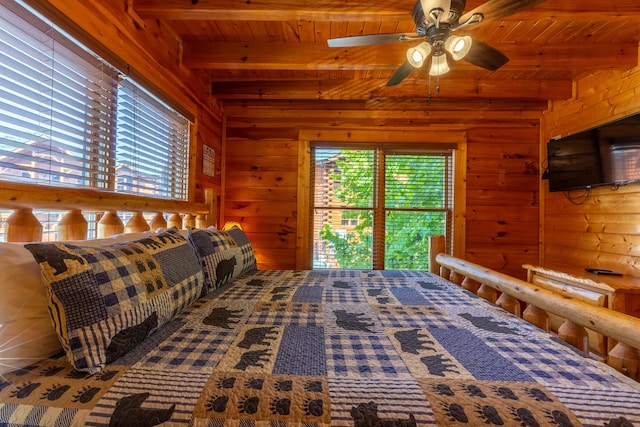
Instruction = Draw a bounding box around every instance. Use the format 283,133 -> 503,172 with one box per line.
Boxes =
150,212 -> 167,230
98,211 -> 124,238
5,208 -> 43,242
449,270 -> 464,286
196,214 -> 207,229
204,187 -> 218,229
428,235 -> 445,274
439,266 -> 451,280
522,304 -> 550,332
496,293 -> 522,317
558,320 -> 589,353
607,342 -> 640,379
57,209 -> 88,241
168,213 -> 182,229
461,277 -> 480,294
183,213 -> 196,229
125,212 -> 150,233
477,283 -> 498,304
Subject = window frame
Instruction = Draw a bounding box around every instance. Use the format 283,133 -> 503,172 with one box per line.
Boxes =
297,130 -> 467,269
0,0 -> 193,200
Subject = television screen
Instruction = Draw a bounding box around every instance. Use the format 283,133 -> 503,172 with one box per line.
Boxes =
547,113 -> 640,192
547,130 -> 602,192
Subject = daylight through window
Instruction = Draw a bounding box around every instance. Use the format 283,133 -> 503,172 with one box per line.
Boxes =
0,1 -> 190,200
311,145 -> 454,270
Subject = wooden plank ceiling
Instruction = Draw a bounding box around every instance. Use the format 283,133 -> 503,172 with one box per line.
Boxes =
132,0 -> 640,112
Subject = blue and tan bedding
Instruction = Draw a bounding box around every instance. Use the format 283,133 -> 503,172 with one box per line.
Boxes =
1,228 -> 639,426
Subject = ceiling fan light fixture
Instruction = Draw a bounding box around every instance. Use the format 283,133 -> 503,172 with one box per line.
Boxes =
445,35 -> 472,61
429,52 -> 450,76
406,42 -> 432,68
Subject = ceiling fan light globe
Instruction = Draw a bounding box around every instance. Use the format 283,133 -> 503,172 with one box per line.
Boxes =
445,35 -> 472,61
407,49 -> 425,67
429,53 -> 450,76
406,42 -> 432,68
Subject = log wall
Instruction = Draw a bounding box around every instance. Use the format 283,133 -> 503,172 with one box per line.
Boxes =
223,108 -> 541,274
542,66 -> 640,276
465,126 -> 541,278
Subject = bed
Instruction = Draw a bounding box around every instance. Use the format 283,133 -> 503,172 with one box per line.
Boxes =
1,224 -> 640,427
1,182 -> 640,427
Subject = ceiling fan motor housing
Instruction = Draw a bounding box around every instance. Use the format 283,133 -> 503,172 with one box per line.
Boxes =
413,0 -> 467,33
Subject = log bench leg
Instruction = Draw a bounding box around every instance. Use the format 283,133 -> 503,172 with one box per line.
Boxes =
558,320 -> 589,353
522,304 -> 549,332
608,342 -> 640,379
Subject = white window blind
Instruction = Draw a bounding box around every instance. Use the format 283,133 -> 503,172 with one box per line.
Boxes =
384,153 -> 452,269
0,2 -> 117,188
0,1 -> 190,200
116,79 -> 189,199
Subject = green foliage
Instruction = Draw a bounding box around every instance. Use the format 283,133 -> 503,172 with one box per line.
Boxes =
318,149 -> 448,269
319,222 -> 372,269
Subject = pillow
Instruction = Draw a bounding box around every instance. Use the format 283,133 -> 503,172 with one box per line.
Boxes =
187,226 -> 257,291
0,230 -> 159,375
225,226 -> 257,274
0,242 -> 62,374
24,229 -> 204,373
187,227 -> 240,291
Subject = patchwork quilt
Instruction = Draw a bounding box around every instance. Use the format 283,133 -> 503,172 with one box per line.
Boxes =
1,269 -> 640,426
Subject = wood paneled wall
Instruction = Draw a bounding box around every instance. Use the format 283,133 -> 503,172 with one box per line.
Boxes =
465,126 -> 541,278
542,66 -> 640,276
224,134 -> 299,269
223,109 -> 541,276
193,109 -> 224,222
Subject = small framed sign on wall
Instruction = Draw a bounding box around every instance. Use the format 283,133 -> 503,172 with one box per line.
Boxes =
203,145 -> 215,177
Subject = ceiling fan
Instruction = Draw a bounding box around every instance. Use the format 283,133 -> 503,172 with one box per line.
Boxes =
327,0 -> 547,86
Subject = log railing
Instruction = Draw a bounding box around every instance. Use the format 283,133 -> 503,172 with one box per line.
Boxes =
435,253 -> 640,380
0,181 -> 217,242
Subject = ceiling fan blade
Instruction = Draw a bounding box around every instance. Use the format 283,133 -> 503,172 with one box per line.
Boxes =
463,39 -> 509,71
327,33 -> 421,48
459,0 -> 547,24
386,61 -> 415,86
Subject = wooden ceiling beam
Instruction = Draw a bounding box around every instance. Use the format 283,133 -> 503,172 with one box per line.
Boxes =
465,0 -> 640,21
211,78 -> 572,101
221,101 -> 545,124
185,41 -> 638,72
221,98 -> 548,112
134,0 -> 640,21
222,98 -> 549,113
132,0 -> 416,21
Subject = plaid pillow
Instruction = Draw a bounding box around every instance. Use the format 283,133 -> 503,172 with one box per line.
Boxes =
25,229 -> 204,373
225,226 -> 257,274
187,227 -> 257,292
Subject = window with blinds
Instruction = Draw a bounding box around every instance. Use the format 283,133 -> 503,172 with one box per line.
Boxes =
117,80 -> 190,198
311,145 -> 453,270
0,1 -> 190,199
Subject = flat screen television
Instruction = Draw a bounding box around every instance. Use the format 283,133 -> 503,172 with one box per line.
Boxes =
546,113 -> 640,192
